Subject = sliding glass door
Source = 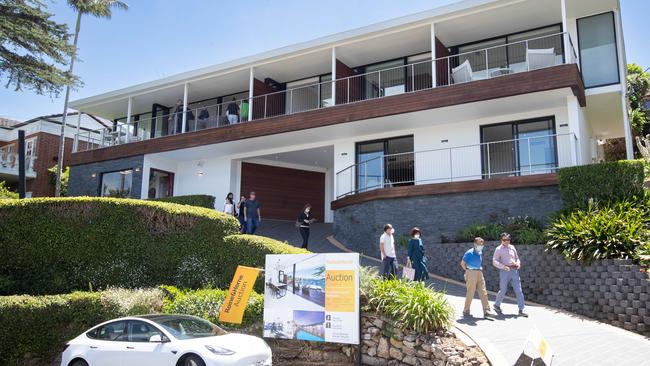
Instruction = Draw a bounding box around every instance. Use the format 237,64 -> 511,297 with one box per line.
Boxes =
356,136 -> 414,192
481,117 -> 556,178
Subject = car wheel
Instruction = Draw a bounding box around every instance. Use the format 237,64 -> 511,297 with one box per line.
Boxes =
182,355 -> 206,366
70,359 -> 89,366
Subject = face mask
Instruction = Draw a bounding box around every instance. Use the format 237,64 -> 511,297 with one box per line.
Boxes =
475,245 -> 484,252
389,228 -> 395,235
305,209 -> 310,213
414,234 -> 420,239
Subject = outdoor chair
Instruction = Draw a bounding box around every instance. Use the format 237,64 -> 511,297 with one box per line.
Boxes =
451,59 -> 486,84
526,48 -> 556,70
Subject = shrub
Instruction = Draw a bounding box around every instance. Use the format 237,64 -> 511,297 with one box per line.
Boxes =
160,286 -> 263,329
0,288 -> 162,365
0,181 -> 18,199
368,278 -> 454,333
557,160 -> 646,210
48,164 -> 69,197
454,216 -> 544,245
545,197 -> 650,263
150,194 -> 216,209
0,198 -> 307,295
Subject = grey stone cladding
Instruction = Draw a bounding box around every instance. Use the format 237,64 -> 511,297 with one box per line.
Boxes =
333,186 -> 562,256
68,155 -> 144,198
425,243 -> 650,337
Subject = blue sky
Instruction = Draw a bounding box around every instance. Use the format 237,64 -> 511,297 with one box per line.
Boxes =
1,0 -> 648,121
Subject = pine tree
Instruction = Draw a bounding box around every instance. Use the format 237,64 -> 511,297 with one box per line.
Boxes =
0,0 -> 77,96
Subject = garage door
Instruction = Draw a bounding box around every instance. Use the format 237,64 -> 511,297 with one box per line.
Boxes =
240,162 -> 325,221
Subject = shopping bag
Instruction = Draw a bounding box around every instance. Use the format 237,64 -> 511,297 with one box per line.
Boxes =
402,266 -> 415,281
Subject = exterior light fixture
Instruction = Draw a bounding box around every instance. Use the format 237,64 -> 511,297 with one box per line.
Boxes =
91,173 -> 97,178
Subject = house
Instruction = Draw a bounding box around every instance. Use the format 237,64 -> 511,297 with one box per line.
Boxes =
0,113 -> 109,197
67,0 -> 631,248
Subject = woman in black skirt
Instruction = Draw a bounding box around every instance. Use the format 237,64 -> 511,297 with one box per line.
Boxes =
297,203 -> 316,249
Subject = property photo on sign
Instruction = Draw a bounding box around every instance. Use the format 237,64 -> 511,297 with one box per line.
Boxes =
263,253 -> 360,345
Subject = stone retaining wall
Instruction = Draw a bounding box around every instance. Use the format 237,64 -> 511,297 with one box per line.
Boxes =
269,312 -> 488,366
423,243 -> 650,337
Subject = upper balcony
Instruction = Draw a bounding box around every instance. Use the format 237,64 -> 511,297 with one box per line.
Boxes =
69,0 -> 603,165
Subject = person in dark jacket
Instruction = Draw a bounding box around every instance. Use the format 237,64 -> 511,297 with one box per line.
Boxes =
407,227 -> 429,282
172,99 -> 195,133
237,195 -> 247,233
297,203 -> 316,249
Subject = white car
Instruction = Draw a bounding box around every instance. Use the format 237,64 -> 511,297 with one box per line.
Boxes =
60,314 -> 272,366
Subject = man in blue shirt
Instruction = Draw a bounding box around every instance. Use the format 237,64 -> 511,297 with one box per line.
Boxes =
243,191 -> 261,234
460,237 -> 493,318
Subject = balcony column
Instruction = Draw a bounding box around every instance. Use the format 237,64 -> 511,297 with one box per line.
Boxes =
182,83 -> 188,133
331,47 -> 337,106
126,96 -> 132,142
430,22 -> 437,88
73,111 -> 82,151
248,67 -> 254,122
560,0 -> 569,64
567,95 -> 582,165
614,8 -> 634,160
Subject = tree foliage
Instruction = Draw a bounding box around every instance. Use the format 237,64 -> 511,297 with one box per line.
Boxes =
628,63 -> 650,136
0,0 -> 77,95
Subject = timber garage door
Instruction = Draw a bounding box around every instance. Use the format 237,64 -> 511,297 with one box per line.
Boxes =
240,162 -> 325,221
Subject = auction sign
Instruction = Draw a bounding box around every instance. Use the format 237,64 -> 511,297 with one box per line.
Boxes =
262,253 -> 360,345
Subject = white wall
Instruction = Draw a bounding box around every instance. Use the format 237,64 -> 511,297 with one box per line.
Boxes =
174,157 -> 232,210
140,155 -> 178,199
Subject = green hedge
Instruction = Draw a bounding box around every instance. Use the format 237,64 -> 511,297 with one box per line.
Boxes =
161,286 -> 263,329
454,216 -> 545,245
558,160 -> 646,210
0,198 -> 303,295
150,194 -> 216,208
0,288 -> 163,365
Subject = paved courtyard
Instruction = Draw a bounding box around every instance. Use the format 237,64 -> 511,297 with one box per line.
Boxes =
261,220 -> 650,366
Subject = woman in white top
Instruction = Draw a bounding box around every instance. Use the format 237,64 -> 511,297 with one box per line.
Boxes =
223,192 -> 236,216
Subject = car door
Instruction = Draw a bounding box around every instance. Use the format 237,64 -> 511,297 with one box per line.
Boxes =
85,320 -> 128,366
122,320 -> 178,366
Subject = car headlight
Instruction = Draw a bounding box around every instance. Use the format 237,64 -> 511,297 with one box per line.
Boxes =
205,345 -> 236,356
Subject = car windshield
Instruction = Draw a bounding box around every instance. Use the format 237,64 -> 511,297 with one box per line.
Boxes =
147,315 -> 227,340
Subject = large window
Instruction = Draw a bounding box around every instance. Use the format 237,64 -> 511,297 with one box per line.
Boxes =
148,169 -> 174,199
577,12 -> 620,88
100,169 -> 133,197
356,136 -> 414,192
480,117 -> 556,178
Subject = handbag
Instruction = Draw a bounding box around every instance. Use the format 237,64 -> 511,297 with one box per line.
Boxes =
402,260 -> 415,281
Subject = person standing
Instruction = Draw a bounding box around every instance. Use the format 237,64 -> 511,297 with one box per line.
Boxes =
226,97 -> 239,124
297,204 -> 316,249
223,192 -> 236,216
460,237 -> 492,318
492,232 -> 528,317
237,195 -> 247,233
379,224 -> 397,279
407,227 -> 428,282
243,191 -> 261,234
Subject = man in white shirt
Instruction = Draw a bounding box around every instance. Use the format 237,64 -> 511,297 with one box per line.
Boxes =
380,224 -> 397,279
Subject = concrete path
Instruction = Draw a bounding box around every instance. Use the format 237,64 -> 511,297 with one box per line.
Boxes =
259,221 -> 650,366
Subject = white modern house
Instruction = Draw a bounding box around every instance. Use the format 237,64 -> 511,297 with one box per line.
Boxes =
68,0 -> 630,230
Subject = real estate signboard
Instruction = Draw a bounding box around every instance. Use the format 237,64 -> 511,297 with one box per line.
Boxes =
263,253 -> 360,345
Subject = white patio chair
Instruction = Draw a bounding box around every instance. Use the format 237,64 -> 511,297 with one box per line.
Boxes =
451,59 -> 487,84
526,48 -> 556,70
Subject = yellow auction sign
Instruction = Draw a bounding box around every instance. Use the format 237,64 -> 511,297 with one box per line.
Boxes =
219,265 -> 261,324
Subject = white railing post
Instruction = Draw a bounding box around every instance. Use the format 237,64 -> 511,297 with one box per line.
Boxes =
430,22 -> 437,88
125,96 -> 132,143
289,89 -> 293,114
528,137 -> 532,174
331,47 -> 337,106
248,67 -> 254,122
73,112 -> 82,151
347,78 -> 350,104
448,148 -> 453,182
181,83 -> 188,133
380,157 -> 385,188
411,63 -> 415,91
525,40 -> 530,71
378,71 -> 381,98
485,50 -> 489,78
264,95 -> 268,119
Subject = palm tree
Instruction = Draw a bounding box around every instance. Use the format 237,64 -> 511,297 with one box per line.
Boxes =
55,0 -> 128,197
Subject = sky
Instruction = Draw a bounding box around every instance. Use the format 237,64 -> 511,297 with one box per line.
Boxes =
1,0 -> 649,121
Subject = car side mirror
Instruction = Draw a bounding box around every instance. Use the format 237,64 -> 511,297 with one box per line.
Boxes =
149,334 -> 163,343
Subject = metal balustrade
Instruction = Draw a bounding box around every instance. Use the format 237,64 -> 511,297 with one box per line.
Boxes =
335,133 -> 577,199
74,32 -> 578,152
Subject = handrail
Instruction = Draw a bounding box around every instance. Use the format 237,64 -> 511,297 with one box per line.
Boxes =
74,32 -> 577,152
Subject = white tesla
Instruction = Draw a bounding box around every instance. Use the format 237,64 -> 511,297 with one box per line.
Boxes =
60,314 -> 272,366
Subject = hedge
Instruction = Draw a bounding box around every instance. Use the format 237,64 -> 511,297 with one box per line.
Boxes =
0,288 -> 163,365
150,194 -> 216,209
558,160 -> 646,210
0,198 -> 305,295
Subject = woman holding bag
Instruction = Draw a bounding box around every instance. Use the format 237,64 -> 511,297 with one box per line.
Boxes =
407,227 -> 429,282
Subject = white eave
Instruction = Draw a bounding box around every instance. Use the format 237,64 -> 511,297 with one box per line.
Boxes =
69,0 -> 502,109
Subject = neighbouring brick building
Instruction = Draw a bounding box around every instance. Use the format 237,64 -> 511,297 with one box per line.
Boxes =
0,113 -> 108,197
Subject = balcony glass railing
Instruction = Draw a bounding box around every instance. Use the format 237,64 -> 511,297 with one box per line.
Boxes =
0,152 -> 37,174
74,32 -> 578,152
335,133 -> 578,198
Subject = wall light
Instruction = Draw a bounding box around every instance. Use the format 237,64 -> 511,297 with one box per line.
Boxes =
91,173 -> 97,178
134,166 -> 141,172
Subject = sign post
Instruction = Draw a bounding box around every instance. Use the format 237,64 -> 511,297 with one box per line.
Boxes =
262,253 -> 360,345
